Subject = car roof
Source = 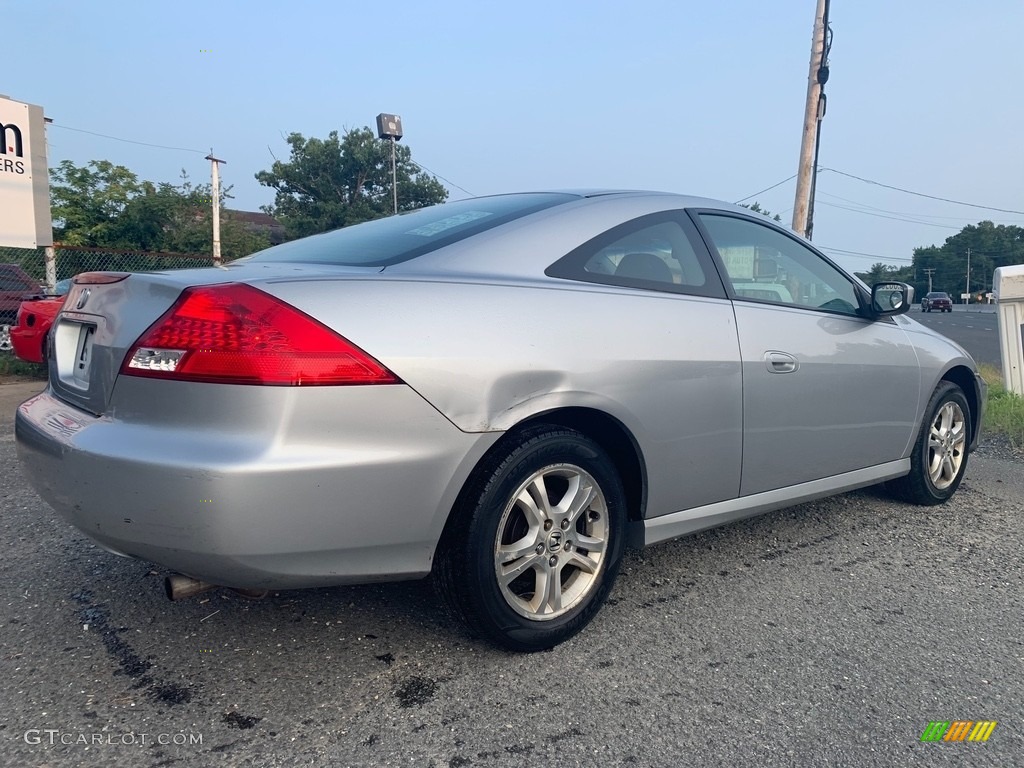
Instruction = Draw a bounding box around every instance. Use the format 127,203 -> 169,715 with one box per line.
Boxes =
383,191 -> 765,279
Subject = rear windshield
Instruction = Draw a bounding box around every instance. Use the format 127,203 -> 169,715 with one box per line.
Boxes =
247,193 -> 576,267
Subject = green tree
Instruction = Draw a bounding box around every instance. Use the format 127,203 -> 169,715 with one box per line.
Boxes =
256,127 -> 448,238
911,221 -> 1024,299
740,202 -> 782,222
152,172 -> 271,259
854,262 -> 914,286
50,160 -> 143,247
49,161 -> 269,259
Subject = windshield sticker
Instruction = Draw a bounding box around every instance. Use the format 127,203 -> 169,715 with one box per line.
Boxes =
405,211 -> 492,237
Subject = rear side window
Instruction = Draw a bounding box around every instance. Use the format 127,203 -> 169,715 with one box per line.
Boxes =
248,193 -> 576,267
546,211 -> 726,298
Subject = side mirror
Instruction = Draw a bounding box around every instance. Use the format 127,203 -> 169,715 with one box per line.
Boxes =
871,282 -> 913,317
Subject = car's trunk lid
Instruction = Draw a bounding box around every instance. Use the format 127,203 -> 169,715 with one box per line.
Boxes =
48,263 -> 382,415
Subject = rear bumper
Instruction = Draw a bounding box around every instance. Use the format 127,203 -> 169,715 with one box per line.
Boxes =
16,382 -> 500,589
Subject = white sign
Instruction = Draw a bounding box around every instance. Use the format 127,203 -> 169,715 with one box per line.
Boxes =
0,96 -> 52,248
719,246 -> 756,279
960,293 -> 970,300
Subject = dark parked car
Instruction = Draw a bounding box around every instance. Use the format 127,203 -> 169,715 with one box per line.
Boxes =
0,264 -> 44,352
0,264 -> 43,322
922,291 -> 953,312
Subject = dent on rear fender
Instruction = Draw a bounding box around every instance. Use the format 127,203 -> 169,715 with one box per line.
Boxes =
485,371 -> 571,428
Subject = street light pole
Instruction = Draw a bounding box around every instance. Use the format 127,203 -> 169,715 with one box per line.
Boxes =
376,114 -> 404,215
391,136 -> 397,214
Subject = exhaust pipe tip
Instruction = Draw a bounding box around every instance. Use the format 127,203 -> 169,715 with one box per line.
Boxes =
165,573 -> 217,602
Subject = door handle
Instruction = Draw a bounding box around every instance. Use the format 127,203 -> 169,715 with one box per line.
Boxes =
764,350 -> 799,374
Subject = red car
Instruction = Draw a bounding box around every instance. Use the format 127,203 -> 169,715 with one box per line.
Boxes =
10,279 -> 71,364
921,291 -> 953,313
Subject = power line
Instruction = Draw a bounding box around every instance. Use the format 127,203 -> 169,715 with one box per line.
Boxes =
816,200 -> 961,229
817,191 -> 1003,222
50,123 -> 207,154
819,167 -> 1024,216
817,245 -> 912,263
408,160 -> 473,197
733,174 -> 797,205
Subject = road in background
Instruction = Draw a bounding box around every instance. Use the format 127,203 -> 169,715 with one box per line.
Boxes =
1,381 -> 1021,767
911,306 -> 1000,368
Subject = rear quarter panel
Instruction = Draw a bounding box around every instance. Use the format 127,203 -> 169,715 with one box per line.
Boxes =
261,277 -> 745,518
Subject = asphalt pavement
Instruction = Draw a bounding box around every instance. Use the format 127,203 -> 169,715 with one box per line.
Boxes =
911,305 -> 1002,368
1,378 -> 1021,768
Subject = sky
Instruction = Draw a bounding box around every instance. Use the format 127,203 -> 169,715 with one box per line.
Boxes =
6,0 -> 1024,274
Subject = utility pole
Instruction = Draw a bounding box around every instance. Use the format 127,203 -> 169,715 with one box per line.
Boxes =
792,0 -> 830,239
924,268 -> 935,293
965,247 -> 971,304
205,152 -> 226,266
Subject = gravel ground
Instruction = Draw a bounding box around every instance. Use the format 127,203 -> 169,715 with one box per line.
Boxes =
973,431 -> 1024,463
1,380 -> 1022,767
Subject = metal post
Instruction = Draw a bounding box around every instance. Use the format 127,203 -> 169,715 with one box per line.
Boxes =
391,137 -> 398,214
205,153 -> 226,266
43,116 -> 56,290
44,246 -> 56,290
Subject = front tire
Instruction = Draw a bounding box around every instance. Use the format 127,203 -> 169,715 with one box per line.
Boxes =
435,425 -> 627,652
888,382 -> 970,505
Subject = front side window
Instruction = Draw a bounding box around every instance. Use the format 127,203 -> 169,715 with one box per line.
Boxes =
697,213 -> 862,315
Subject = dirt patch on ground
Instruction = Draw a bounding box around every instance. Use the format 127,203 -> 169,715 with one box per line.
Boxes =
0,380 -> 46,426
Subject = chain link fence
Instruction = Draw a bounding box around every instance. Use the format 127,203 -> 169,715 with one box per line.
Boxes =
0,244 -> 216,355
0,244 -> 216,286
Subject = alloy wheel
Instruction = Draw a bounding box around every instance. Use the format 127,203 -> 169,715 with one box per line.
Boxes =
494,463 -> 608,621
927,401 -> 966,490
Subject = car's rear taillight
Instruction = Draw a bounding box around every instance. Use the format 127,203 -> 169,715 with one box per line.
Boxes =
121,283 -> 399,386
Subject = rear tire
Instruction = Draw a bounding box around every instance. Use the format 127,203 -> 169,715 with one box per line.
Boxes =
434,425 -> 626,652
888,382 -> 970,505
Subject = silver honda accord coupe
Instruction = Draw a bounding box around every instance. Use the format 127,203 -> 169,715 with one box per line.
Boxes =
16,191 -> 984,651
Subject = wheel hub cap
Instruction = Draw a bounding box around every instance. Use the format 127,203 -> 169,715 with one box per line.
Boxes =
546,530 -> 563,553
